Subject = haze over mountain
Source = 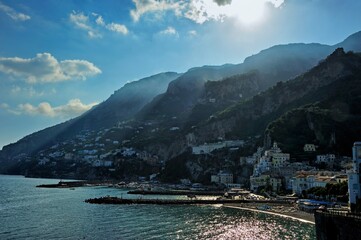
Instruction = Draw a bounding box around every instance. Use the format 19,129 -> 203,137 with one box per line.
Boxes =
0,72 -> 179,171
138,31 -> 361,125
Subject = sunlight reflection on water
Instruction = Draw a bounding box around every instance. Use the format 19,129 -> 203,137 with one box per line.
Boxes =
0,175 -> 315,240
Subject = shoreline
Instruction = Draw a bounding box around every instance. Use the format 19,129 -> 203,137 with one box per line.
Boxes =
224,203 -> 315,224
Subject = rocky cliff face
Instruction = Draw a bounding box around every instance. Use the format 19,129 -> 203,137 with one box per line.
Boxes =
190,49 -> 361,145
138,41 -> 341,124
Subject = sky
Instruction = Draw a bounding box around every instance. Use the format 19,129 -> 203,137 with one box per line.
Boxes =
0,0 -> 361,149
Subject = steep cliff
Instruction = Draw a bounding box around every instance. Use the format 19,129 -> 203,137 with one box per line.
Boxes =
191,49 -> 361,150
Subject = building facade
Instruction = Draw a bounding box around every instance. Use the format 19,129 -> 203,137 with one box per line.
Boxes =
211,171 -> 233,185
348,142 -> 361,212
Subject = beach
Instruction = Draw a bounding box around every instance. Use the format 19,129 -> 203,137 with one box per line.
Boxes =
224,202 -> 315,224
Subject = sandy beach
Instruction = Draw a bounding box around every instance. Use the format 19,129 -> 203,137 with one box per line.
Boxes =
224,202 -> 315,224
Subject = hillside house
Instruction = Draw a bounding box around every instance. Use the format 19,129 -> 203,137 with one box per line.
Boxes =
304,144 -> 317,152
316,154 -> 336,164
211,171 -> 233,185
250,174 -> 270,192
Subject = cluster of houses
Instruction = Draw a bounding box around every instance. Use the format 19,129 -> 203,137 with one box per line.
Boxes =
248,142 -> 348,194
33,128 -> 162,169
28,122 -> 358,201
205,141 -> 351,196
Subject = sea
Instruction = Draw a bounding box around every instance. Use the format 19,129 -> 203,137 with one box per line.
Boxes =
0,175 -> 316,239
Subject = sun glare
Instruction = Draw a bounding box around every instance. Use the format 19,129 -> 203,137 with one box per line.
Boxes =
199,0 -> 268,25
232,1 -> 266,25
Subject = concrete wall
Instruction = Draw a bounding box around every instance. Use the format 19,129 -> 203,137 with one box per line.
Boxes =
315,211 -> 361,240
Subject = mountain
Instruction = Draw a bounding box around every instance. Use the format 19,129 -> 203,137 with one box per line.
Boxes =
138,43 -> 332,122
1,31 -> 361,176
137,32 -> 361,125
156,48 -> 361,183
192,49 -> 361,153
265,53 -> 361,155
0,72 -> 180,171
55,72 -> 180,133
185,71 -> 263,127
335,31 -> 361,52
136,64 -> 245,121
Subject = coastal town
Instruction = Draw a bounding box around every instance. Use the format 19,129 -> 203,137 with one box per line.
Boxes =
26,123 -> 359,220
19,123 -> 351,202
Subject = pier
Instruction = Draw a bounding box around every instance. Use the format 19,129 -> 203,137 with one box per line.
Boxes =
127,190 -> 225,196
36,180 -> 114,188
85,196 -> 290,205
36,181 -> 86,188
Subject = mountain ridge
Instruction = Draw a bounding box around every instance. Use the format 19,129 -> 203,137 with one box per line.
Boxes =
1,30 -> 361,175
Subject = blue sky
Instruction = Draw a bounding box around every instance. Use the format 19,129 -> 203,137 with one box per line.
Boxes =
0,0 -> 361,149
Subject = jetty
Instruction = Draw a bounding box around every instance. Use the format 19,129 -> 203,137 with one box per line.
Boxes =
36,181 -> 86,188
36,180 -> 114,188
127,190 -> 225,196
85,196 -> 290,205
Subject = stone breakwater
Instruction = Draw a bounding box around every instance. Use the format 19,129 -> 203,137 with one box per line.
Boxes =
84,196 -> 290,205
127,190 -> 225,196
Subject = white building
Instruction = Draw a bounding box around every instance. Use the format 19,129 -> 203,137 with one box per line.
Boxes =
253,156 -> 272,176
316,154 -> 336,164
192,142 -> 226,155
49,151 -> 64,158
64,153 -> 74,160
211,171 -> 233,185
348,142 -> 361,212
304,144 -> 317,152
291,173 -> 311,195
121,148 -> 136,157
271,153 -> 290,168
92,160 -> 113,167
192,140 -> 244,155
250,174 -> 270,192
292,171 -> 339,195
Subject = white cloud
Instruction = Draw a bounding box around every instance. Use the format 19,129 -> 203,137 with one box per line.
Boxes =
11,86 -> 45,97
69,11 -> 90,30
0,53 -> 101,83
188,30 -> 197,37
130,0 -> 285,24
60,59 -> 102,80
159,26 -> 178,36
0,102 -> 20,115
95,15 -> 105,26
70,11 -> 129,37
11,85 -> 21,94
69,11 -> 101,38
106,23 -> 129,35
16,99 -> 98,118
130,0 -> 184,22
0,1 -> 30,21
0,103 -> 9,109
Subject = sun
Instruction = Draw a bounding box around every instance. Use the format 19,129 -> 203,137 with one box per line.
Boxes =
232,1 -> 266,25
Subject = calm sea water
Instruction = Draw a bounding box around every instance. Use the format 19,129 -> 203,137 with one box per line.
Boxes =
0,175 -> 316,239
